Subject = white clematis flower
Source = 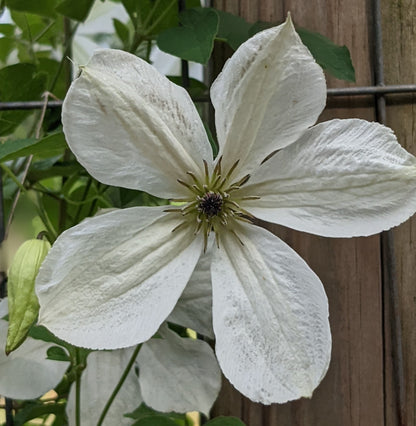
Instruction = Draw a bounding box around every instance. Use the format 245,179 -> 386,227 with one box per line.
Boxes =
66,348 -> 142,426
36,16 -> 416,405
137,325 -> 221,416
66,327 -> 220,425
0,299 -> 69,400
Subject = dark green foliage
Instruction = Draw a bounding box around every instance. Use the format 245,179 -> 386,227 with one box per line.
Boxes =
0,64 -> 47,136
55,0 -> 95,21
157,8 -> 219,64
297,27 -> 356,82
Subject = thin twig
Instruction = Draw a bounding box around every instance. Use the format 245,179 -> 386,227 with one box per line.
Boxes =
4,91 -> 52,240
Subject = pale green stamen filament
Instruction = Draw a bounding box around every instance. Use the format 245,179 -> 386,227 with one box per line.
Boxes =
165,157 -> 259,252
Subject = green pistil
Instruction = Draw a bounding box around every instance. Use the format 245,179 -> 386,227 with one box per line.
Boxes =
165,157 -> 257,251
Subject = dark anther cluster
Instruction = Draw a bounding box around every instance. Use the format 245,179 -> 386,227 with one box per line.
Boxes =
198,192 -> 223,217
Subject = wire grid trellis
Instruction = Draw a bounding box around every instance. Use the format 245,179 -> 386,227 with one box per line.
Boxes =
0,0 -> 412,424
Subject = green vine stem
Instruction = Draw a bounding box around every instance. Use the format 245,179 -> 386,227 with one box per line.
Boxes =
75,348 -> 82,426
96,344 -> 142,426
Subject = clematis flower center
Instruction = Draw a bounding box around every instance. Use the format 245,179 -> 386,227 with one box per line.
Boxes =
165,157 -> 259,250
198,192 -> 223,217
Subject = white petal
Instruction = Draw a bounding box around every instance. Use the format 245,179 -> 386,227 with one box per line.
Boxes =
137,326 -> 221,416
0,320 -> 69,399
168,244 -> 213,338
240,119 -> 416,237
211,16 -> 326,178
36,207 -> 202,349
63,49 -> 212,199
212,224 -> 331,404
0,298 -> 7,317
67,349 -> 141,426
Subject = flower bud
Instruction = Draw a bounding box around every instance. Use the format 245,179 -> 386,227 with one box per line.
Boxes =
6,239 -> 50,354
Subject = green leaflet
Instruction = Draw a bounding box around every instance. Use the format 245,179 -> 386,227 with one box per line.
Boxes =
215,10 -> 251,50
55,0 -> 95,21
0,63 -> 47,137
157,8 -> 219,64
0,132 -> 67,162
5,0 -> 58,18
215,15 -> 356,83
297,27 -> 356,82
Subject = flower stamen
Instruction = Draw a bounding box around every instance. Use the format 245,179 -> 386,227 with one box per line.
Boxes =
177,179 -> 200,194
225,159 -> 240,181
203,160 -> 209,184
167,159 -> 259,247
213,156 -> 223,177
186,171 -> 201,187
171,221 -> 188,233
230,229 -> 244,246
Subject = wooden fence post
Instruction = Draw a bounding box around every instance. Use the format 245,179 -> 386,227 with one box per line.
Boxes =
210,1 -> 414,424
382,1 -> 416,425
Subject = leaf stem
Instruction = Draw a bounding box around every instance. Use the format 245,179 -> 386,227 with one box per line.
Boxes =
75,348 -> 82,426
23,13 -> 37,65
0,164 -> 26,192
49,22 -> 79,93
142,0 -> 164,29
33,20 -> 55,43
4,89 -> 54,240
73,177 -> 92,223
34,192 -> 58,242
145,0 -> 177,36
129,0 -> 176,53
96,344 -> 142,426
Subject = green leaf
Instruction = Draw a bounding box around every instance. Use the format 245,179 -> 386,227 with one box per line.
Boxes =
0,63 -> 47,136
47,345 -> 70,361
5,0 -> 57,18
205,417 -> 246,426
13,401 -> 65,426
133,417 -> 178,426
0,23 -> 15,36
37,57 -> 67,98
215,10 -> 251,50
185,0 -> 201,8
28,324 -> 70,348
157,7 -> 219,64
11,11 -> 47,38
113,18 -> 130,45
246,21 -> 356,82
27,162 -> 83,182
0,132 -> 67,162
56,0 -> 95,21
247,20 -> 271,37
107,187 -> 168,209
0,137 -> 36,160
167,76 -> 207,98
204,122 -> 218,157
297,27 -> 355,82
126,404 -> 186,422
10,11 -> 64,51
122,0 -> 178,35
0,37 -> 14,63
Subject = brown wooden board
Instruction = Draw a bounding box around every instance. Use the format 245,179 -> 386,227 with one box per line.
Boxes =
210,0 -> 413,424
382,1 -> 416,425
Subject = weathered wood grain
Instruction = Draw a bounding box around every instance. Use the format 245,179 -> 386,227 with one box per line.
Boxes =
382,1 -> 416,425
210,0 -> 405,424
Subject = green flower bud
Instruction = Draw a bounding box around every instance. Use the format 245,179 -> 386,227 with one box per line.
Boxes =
6,239 -> 50,354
